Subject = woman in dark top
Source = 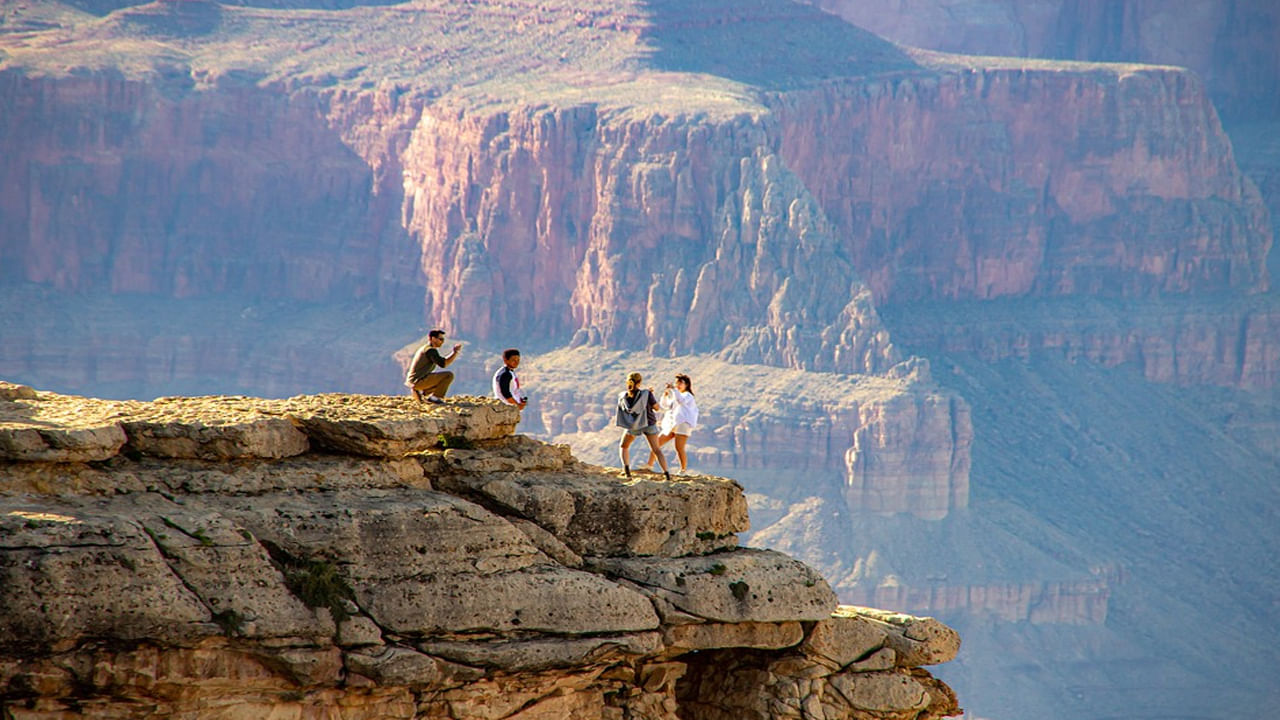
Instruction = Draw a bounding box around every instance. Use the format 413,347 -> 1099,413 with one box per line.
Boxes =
615,372 -> 670,481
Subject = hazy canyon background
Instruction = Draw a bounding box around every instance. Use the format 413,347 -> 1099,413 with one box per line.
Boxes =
2,0 -> 1279,718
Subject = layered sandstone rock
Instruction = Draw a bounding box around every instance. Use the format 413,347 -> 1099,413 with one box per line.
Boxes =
0,70 -> 419,303
845,391 -> 972,520
397,57 -> 1270,360
2,0 -> 1270,378
771,56 -> 1271,304
401,103 -> 902,374
882,294 -> 1280,390
812,0 -> 1280,123
0,382 -> 961,719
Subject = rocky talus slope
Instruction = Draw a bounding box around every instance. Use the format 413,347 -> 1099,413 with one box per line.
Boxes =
0,380 -> 960,720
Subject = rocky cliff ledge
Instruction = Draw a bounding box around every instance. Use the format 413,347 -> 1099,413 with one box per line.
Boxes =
0,381 -> 960,720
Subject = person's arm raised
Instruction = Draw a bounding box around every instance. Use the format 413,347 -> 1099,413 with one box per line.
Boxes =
442,343 -> 463,367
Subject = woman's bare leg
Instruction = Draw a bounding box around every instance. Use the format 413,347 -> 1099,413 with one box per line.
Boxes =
673,434 -> 689,471
644,433 -> 674,469
643,433 -> 669,474
619,433 -> 636,469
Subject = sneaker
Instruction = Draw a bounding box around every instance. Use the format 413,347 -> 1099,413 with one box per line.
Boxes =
675,468 -> 689,476
425,395 -> 444,405
623,465 -> 632,479
663,470 -> 672,482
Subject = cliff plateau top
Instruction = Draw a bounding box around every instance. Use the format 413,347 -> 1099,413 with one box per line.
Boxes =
1,0 -> 1178,114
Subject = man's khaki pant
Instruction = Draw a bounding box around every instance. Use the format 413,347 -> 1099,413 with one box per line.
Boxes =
410,371 -> 454,398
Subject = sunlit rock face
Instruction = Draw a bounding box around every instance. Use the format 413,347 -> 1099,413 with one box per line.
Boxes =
400,106 -> 902,374
770,62 -> 1270,305
394,56 -> 1270,364
0,381 -> 961,719
2,1 -> 1270,379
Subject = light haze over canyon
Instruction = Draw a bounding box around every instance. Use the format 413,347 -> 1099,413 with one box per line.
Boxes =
2,1 -> 1279,718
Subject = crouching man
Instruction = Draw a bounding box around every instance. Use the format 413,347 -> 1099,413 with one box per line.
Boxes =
406,329 -> 461,404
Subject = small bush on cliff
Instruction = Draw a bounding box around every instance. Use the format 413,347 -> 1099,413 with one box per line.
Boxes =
261,542 -> 355,623
438,433 -> 474,449
285,559 -> 355,623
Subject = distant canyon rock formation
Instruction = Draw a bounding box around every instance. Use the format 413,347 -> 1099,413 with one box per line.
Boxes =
2,6 -> 1271,376
813,0 -> 1280,123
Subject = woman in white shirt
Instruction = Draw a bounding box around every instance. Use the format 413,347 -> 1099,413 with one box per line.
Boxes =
643,373 -> 699,475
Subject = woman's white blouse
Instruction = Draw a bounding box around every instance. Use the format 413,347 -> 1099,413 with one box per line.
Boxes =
659,390 -> 699,432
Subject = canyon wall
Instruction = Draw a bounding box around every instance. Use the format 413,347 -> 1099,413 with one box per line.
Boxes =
7,61 -> 1272,394
0,381 -> 961,720
882,295 -> 1280,390
0,70 -> 421,304
1,66 -> 904,375
398,59 -> 1270,357
844,391 -> 971,519
4,31 -> 1270,377
770,62 -> 1271,304
812,0 -> 1280,123
400,103 -> 902,374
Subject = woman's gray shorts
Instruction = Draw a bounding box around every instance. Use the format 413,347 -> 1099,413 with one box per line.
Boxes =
625,424 -> 660,437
